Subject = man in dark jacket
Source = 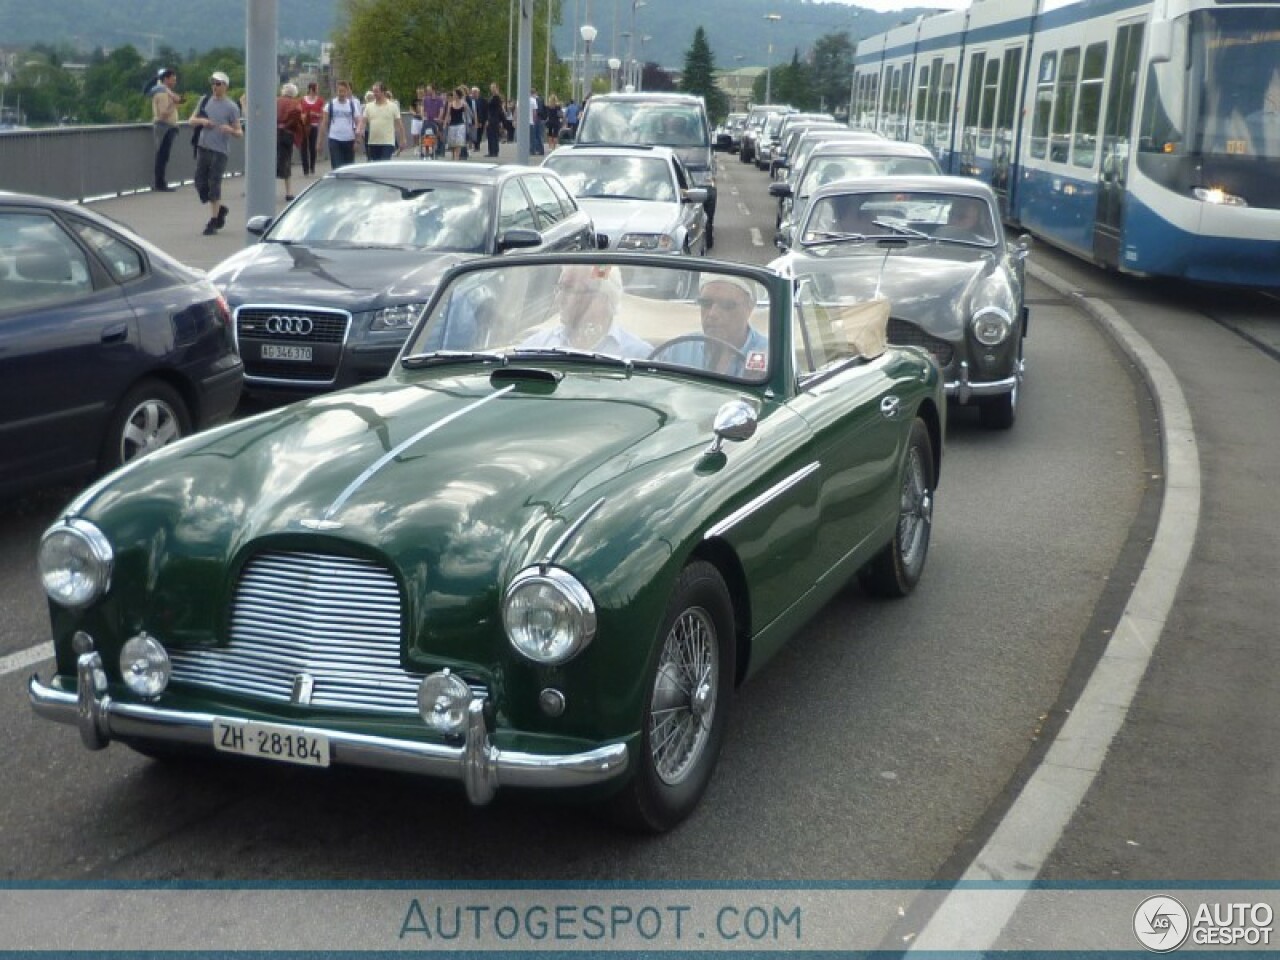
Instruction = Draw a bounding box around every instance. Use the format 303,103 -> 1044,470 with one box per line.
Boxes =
485,83 -> 504,157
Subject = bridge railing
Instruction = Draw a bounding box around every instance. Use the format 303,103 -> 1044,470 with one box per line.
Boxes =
0,124 -> 246,202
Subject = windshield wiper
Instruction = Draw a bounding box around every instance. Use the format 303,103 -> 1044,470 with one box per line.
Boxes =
401,350 -> 507,368
803,231 -> 871,244
358,177 -> 435,199
510,347 -> 634,370
872,219 -> 930,239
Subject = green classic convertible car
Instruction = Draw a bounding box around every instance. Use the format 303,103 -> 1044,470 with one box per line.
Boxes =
30,254 -> 944,832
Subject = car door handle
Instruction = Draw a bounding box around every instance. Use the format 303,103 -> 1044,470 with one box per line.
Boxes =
101,323 -> 128,344
880,396 -> 901,419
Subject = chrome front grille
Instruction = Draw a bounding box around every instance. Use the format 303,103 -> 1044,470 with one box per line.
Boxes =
888,317 -> 955,369
236,307 -> 350,344
168,551 -> 459,715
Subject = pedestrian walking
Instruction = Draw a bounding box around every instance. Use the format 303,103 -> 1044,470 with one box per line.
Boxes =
190,71 -> 242,235
364,82 -> 404,161
318,80 -> 362,170
529,89 -> 545,155
443,86 -> 473,161
485,83 -> 504,157
299,82 -> 325,175
150,68 -> 184,191
545,94 -> 563,150
275,82 -> 306,201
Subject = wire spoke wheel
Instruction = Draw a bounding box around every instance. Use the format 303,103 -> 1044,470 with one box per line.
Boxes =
649,606 -> 718,786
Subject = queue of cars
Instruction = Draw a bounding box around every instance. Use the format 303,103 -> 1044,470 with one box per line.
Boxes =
21,91 -> 1032,831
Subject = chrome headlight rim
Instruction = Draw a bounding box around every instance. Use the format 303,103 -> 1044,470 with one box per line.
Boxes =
971,306 -> 1013,347
38,518 -> 114,609
503,566 -> 597,665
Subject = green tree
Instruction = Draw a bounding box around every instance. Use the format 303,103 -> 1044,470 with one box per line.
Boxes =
336,0 -> 567,103
809,32 -> 854,116
679,26 -> 728,122
751,49 -> 815,110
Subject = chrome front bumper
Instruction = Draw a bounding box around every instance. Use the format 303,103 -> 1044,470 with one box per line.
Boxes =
945,358 -> 1025,404
29,652 -> 629,806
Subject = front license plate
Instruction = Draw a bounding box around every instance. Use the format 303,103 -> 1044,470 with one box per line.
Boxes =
213,719 -> 330,767
261,344 -> 313,362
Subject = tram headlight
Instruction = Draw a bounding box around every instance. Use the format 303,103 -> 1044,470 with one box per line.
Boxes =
1193,186 -> 1248,207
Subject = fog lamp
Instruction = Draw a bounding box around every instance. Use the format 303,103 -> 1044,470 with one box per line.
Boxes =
120,633 -> 171,699
418,670 -> 472,735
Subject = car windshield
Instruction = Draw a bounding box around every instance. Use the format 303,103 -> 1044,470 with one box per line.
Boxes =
404,261 -> 772,384
802,191 -> 997,246
800,157 -> 941,196
543,154 -> 677,202
265,178 -> 491,252
578,102 -> 708,147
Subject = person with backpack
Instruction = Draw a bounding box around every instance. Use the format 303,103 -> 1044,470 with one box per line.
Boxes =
318,79 -> 363,170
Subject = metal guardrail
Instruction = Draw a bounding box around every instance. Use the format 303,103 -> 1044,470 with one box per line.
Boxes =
0,124 -> 246,202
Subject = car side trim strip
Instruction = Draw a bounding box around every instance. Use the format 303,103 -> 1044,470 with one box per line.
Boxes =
323,385 -> 516,522
703,461 -> 821,539
544,497 -> 607,566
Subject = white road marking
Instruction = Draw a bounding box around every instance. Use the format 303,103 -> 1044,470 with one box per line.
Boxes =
750,228 -> 764,247
0,642 -> 54,678
737,202 -> 751,217
909,264 -> 1202,951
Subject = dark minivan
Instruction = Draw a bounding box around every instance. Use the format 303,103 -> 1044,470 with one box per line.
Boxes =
0,192 -> 243,500
572,93 -> 718,248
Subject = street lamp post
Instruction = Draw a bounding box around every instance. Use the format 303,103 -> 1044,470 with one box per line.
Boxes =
581,23 -> 598,99
764,13 -> 781,104
626,1 -> 647,93
608,57 -> 622,92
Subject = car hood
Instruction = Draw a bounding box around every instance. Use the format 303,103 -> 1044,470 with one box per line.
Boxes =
578,199 -> 679,239
74,369 -> 753,628
207,243 -> 473,309
777,244 -> 997,341
672,146 -> 712,173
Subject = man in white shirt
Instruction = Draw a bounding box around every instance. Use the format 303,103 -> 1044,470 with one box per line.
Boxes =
318,80 -> 364,170
519,265 -> 649,358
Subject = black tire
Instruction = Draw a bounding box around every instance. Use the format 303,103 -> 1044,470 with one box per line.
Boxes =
979,384 -> 1017,430
609,561 -> 735,833
100,379 -> 191,474
859,418 -> 935,598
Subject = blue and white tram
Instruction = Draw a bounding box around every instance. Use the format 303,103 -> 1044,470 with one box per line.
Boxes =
850,0 -> 1280,287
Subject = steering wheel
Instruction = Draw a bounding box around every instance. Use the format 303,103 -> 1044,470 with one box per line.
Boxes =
649,335 -> 749,373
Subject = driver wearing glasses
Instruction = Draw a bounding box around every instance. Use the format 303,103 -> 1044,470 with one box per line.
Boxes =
661,275 -> 769,378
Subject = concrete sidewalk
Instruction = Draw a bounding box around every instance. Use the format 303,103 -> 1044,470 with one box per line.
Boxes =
92,140 -> 535,272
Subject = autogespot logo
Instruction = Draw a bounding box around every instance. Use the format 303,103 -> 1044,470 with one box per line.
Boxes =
1134,895 -> 1190,952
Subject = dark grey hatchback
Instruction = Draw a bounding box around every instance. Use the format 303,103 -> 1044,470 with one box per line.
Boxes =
0,192 -> 243,500
208,161 -> 597,396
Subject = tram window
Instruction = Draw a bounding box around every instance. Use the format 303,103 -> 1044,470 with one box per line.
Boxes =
1051,47 -> 1081,163
938,62 -> 956,146
1031,52 -> 1057,159
997,47 -> 1023,132
916,63 -> 931,134
898,66 -> 913,139
1072,42 -> 1108,168
1137,16 -> 1187,154
965,52 -> 985,129
980,57 -> 1000,148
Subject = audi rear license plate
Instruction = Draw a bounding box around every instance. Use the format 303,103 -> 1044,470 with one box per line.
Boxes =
213,718 -> 330,767
261,344 -> 313,362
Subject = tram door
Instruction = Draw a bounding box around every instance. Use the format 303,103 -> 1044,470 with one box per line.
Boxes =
992,46 -> 1024,216
1093,21 -> 1145,267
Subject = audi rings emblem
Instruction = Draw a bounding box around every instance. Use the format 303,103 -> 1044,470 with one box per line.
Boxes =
265,315 -> 314,336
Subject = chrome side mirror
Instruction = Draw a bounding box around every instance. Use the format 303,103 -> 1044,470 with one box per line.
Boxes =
707,400 -> 758,454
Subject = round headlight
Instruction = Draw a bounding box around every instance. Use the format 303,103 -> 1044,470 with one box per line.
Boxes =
503,567 -> 597,665
120,634 -> 171,699
972,307 -> 1013,346
38,519 -> 114,608
418,670 -> 472,735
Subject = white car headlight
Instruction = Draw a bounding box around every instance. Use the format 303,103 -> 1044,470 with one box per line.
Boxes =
971,306 -> 1013,346
616,233 -> 676,252
503,567 -> 597,665
39,519 -> 113,608
370,302 -> 428,331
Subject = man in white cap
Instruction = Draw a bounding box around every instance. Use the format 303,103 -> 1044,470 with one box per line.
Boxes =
189,71 -> 242,235
519,265 -> 650,358
663,273 -> 768,377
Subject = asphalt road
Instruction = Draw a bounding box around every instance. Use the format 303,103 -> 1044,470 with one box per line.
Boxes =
0,149 -> 1158,921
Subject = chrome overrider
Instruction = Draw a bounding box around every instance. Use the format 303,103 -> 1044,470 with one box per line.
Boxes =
945,358 -> 1025,404
28,651 -> 629,806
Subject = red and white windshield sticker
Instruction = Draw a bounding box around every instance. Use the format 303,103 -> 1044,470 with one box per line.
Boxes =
745,351 -> 768,373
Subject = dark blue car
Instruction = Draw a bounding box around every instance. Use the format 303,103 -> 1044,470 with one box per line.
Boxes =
0,192 -> 244,499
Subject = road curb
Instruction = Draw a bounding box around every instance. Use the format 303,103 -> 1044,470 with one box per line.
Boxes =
907,261 -> 1202,950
